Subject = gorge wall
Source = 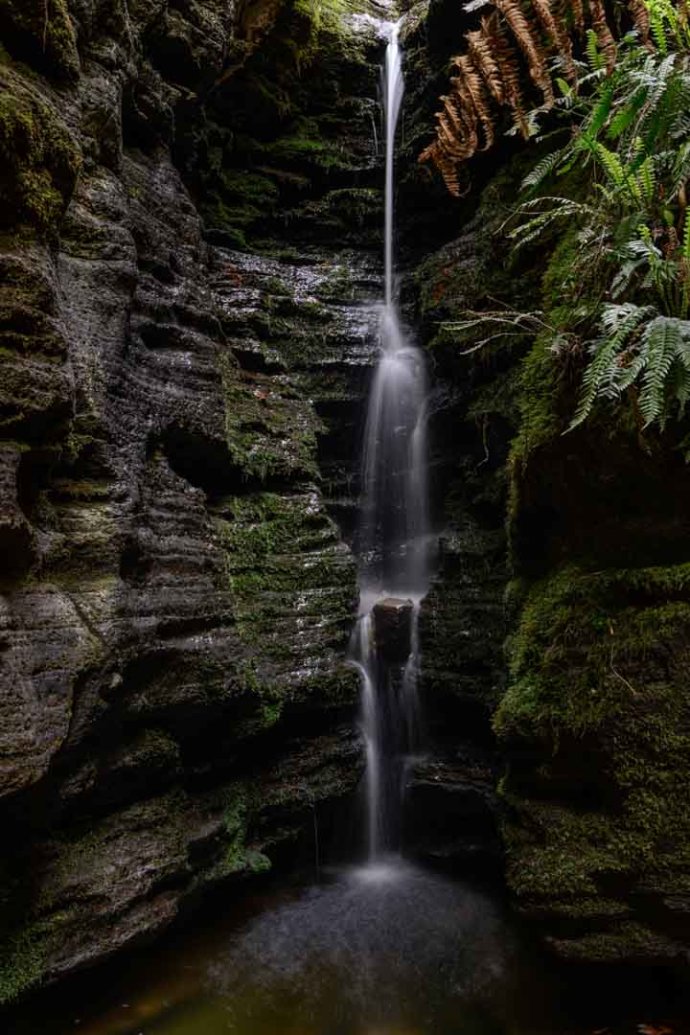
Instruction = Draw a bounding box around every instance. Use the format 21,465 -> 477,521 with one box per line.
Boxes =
400,0 -> 690,970
0,0 -> 386,1000
2,0 -> 690,1008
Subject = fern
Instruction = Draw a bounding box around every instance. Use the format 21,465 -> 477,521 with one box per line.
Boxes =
521,149 -> 562,190
608,85 -> 647,137
424,0 -> 690,439
585,28 -> 606,70
507,196 -> 592,249
571,307 -> 690,430
639,315 -> 683,423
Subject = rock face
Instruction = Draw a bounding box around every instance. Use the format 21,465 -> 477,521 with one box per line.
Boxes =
400,3 -> 690,964
372,597 -> 413,662
0,0 -> 386,1002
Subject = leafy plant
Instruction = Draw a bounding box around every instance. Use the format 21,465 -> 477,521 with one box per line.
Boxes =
429,0 -> 690,434
419,0 -> 652,194
571,305 -> 690,428
507,15 -> 690,431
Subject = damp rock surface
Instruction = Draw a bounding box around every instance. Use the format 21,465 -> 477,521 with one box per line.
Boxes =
372,596 -> 413,660
0,0 -> 385,1002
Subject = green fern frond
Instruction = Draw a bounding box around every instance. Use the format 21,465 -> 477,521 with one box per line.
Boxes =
568,304 -> 653,429
683,212 -> 690,262
636,154 -> 656,203
639,315 -> 683,425
585,29 -> 605,72
588,78 -> 617,135
521,150 -> 563,191
608,86 -> 647,139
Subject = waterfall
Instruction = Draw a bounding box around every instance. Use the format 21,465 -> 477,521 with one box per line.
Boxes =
350,19 -> 432,862
384,19 -> 403,309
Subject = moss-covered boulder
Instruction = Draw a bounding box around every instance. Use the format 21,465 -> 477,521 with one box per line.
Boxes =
0,0 -> 80,81
0,69 -> 81,234
496,565 -> 690,962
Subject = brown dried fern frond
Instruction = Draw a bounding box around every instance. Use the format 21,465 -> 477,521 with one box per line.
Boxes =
531,0 -> 577,82
628,0 -> 651,44
467,27 -> 505,104
483,11 -> 530,138
494,0 -> 555,105
439,95 -> 477,157
569,0 -> 586,33
425,141 -> 462,193
419,0 -> 646,193
455,54 -> 496,149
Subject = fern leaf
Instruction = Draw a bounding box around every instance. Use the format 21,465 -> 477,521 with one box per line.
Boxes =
521,150 -> 564,190
493,0 -> 555,106
587,0 -> 617,73
608,86 -> 648,139
639,316 -> 683,426
585,28 -> 605,71
568,304 -> 653,429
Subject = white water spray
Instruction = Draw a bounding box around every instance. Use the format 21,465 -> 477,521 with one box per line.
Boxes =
350,19 -> 432,862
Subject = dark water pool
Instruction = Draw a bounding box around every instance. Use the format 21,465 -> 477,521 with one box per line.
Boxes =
4,859 -> 687,1035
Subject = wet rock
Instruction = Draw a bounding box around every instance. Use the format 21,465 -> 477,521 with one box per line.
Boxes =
0,0 -> 381,1001
373,597 -> 413,662
403,754 -> 502,875
0,0 -> 81,82
0,445 -> 35,578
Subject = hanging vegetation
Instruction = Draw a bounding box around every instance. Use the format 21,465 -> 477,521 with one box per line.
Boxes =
420,0 -> 658,194
426,0 -> 690,434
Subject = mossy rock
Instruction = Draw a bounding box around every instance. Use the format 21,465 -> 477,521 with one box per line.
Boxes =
0,920 -> 49,1005
0,0 -> 80,81
497,563 -> 690,737
495,563 -> 690,956
0,69 -> 81,234
221,785 -> 272,876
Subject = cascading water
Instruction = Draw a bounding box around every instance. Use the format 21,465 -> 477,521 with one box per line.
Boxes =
350,18 -> 432,862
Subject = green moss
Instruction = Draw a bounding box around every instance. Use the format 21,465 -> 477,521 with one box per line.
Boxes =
289,0 -> 360,71
257,117 -> 353,172
0,922 -> 46,1004
0,70 -> 81,233
314,264 -> 356,301
201,169 -> 281,241
296,187 -> 382,230
547,922 -> 685,963
0,254 -> 67,362
219,352 -> 321,481
509,331 -> 563,469
496,563 -> 690,738
213,486 -> 355,717
222,787 -> 272,875
0,0 -> 80,81
496,562 -> 690,928
509,221 -> 605,471
218,169 -> 280,208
